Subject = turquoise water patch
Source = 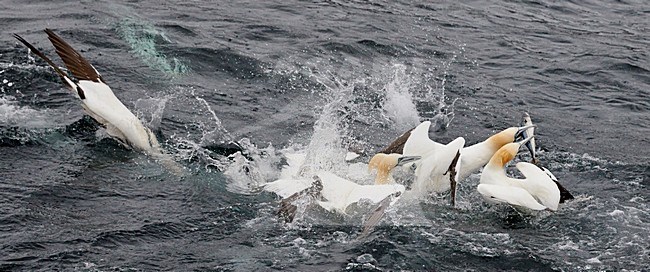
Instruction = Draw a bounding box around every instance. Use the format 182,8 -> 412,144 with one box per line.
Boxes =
115,18 -> 188,76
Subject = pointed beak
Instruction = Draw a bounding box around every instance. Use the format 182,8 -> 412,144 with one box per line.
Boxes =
516,135 -> 534,147
396,156 -> 421,166
514,124 -> 536,141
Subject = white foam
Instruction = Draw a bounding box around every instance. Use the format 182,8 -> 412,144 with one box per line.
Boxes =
608,209 -> 624,216
586,257 -> 602,264
0,96 -> 50,128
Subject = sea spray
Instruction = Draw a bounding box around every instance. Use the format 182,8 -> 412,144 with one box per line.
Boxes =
382,64 -> 420,131
171,88 -> 235,170
134,96 -> 169,130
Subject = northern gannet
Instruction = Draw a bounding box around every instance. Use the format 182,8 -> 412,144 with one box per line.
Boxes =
13,30 -> 163,154
264,150 -> 418,222
371,121 -> 533,205
368,153 -> 421,184
477,136 -> 560,211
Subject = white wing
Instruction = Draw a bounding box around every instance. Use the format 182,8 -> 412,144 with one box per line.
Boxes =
263,178 -> 312,199
541,166 -> 558,182
403,121 -> 443,157
477,184 -> 547,210
348,183 -> 405,205
515,162 -> 549,180
515,162 -> 560,211
315,172 -> 404,214
412,137 -> 465,193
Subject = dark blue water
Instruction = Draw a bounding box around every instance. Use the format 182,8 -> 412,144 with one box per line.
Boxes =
1,1 -> 648,271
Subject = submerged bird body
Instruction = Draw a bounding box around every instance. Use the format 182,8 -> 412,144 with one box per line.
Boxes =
14,30 -> 161,154
78,81 -> 161,152
477,138 -> 560,211
265,150 -> 406,217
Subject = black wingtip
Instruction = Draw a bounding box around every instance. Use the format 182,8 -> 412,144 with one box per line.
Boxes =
275,176 -> 324,223
555,181 -> 575,203
447,150 -> 461,207
12,32 -> 75,90
277,200 -> 298,223
359,194 -> 394,239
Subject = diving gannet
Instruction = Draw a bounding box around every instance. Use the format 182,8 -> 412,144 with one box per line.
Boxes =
14,30 -> 162,154
264,150 -> 417,222
477,136 -> 560,211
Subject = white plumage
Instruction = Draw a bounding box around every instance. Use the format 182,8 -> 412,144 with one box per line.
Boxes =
477,137 -> 560,211
14,29 -> 162,155
402,121 -> 465,194
264,150 -> 405,215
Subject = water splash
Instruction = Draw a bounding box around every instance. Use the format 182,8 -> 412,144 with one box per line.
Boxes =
223,138 -> 282,194
134,96 -> 169,130
0,96 -> 50,128
171,89 -> 234,170
382,64 -> 420,131
258,60 -> 459,181
297,83 -> 350,177
422,55 -> 459,132
115,18 -> 188,76
194,95 -> 232,145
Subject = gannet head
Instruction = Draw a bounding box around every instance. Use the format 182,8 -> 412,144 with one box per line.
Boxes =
369,153 -> 421,184
489,135 -> 534,167
487,125 -> 536,151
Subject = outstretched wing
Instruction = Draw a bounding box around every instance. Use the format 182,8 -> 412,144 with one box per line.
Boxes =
413,137 -> 465,192
403,121 -> 443,157
13,33 -> 84,99
359,194 -> 395,238
380,127 -> 414,154
347,183 -> 405,206
45,29 -> 105,83
263,178 -> 313,199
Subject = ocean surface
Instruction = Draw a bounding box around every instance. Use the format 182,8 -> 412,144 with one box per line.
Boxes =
1,0 -> 648,271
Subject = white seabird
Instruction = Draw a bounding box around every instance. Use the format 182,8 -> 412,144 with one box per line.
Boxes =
14,29 -> 162,154
401,121 -> 464,202
477,136 -> 560,211
371,121 -> 533,205
14,30 -> 183,173
263,150 -> 417,222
